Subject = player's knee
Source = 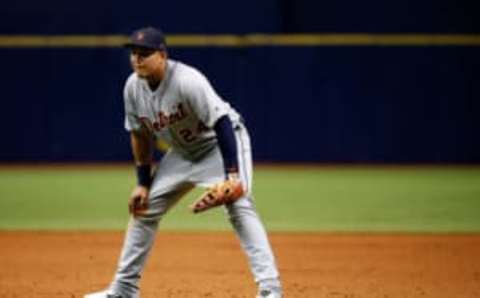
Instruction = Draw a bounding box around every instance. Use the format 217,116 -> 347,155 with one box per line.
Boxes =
225,196 -> 256,221
135,193 -> 177,222
134,208 -> 167,223
135,214 -> 160,223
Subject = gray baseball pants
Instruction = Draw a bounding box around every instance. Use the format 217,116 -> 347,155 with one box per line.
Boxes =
108,124 -> 281,297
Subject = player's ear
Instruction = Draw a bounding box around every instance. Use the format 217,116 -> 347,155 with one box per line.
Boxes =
159,50 -> 168,60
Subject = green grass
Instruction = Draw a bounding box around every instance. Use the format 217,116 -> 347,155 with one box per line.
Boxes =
0,165 -> 479,232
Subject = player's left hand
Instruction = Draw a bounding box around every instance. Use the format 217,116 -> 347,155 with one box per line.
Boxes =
190,174 -> 244,214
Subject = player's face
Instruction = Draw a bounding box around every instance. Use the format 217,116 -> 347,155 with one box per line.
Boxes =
130,47 -> 167,79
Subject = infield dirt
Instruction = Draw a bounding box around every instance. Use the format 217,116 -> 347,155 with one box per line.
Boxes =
0,232 -> 479,298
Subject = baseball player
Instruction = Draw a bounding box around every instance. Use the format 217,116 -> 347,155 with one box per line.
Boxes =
85,27 -> 282,298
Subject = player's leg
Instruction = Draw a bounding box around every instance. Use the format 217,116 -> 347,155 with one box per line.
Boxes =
108,184 -> 192,297
89,150 -> 194,298
228,125 -> 282,297
191,123 -> 282,297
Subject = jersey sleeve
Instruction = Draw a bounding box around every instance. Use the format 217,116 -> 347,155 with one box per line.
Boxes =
179,68 -> 229,128
124,78 -> 142,132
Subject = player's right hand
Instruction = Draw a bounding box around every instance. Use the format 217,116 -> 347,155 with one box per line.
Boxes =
128,186 -> 150,216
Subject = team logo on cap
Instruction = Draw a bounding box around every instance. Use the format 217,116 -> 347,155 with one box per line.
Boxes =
136,32 -> 145,41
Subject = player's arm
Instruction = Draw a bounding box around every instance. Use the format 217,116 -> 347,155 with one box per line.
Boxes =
178,69 -> 239,178
128,126 -> 154,216
190,116 -> 243,213
213,115 -> 239,179
131,127 -> 154,167
181,70 -> 244,213
123,77 -> 155,216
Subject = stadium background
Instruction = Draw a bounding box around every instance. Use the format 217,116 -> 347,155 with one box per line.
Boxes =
1,0 -> 479,163
1,1 -> 480,297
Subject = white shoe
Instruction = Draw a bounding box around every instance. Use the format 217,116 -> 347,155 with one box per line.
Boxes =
256,288 -> 282,298
84,290 -> 123,298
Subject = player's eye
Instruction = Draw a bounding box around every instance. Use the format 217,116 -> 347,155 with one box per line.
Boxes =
132,49 -> 156,58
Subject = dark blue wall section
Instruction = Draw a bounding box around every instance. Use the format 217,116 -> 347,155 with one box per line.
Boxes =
2,0 -> 477,34
280,0 -> 479,33
1,0 -> 281,34
1,1 -> 479,163
0,48 -> 131,161
2,46 -> 478,162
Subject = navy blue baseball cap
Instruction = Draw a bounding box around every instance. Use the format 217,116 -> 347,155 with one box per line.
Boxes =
124,27 -> 167,50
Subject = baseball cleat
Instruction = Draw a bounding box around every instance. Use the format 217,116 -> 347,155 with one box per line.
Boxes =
84,290 -> 123,298
256,288 -> 282,298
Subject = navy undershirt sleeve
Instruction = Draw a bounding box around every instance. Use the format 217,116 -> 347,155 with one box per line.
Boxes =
213,115 -> 238,176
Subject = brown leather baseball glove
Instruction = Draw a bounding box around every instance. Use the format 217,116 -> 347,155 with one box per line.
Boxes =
190,178 -> 245,213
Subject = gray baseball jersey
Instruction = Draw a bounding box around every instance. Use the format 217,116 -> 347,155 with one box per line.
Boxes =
124,59 -> 242,160
101,59 -> 281,298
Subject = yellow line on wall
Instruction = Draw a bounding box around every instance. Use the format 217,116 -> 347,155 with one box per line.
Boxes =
0,35 -> 129,47
0,34 -> 479,48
